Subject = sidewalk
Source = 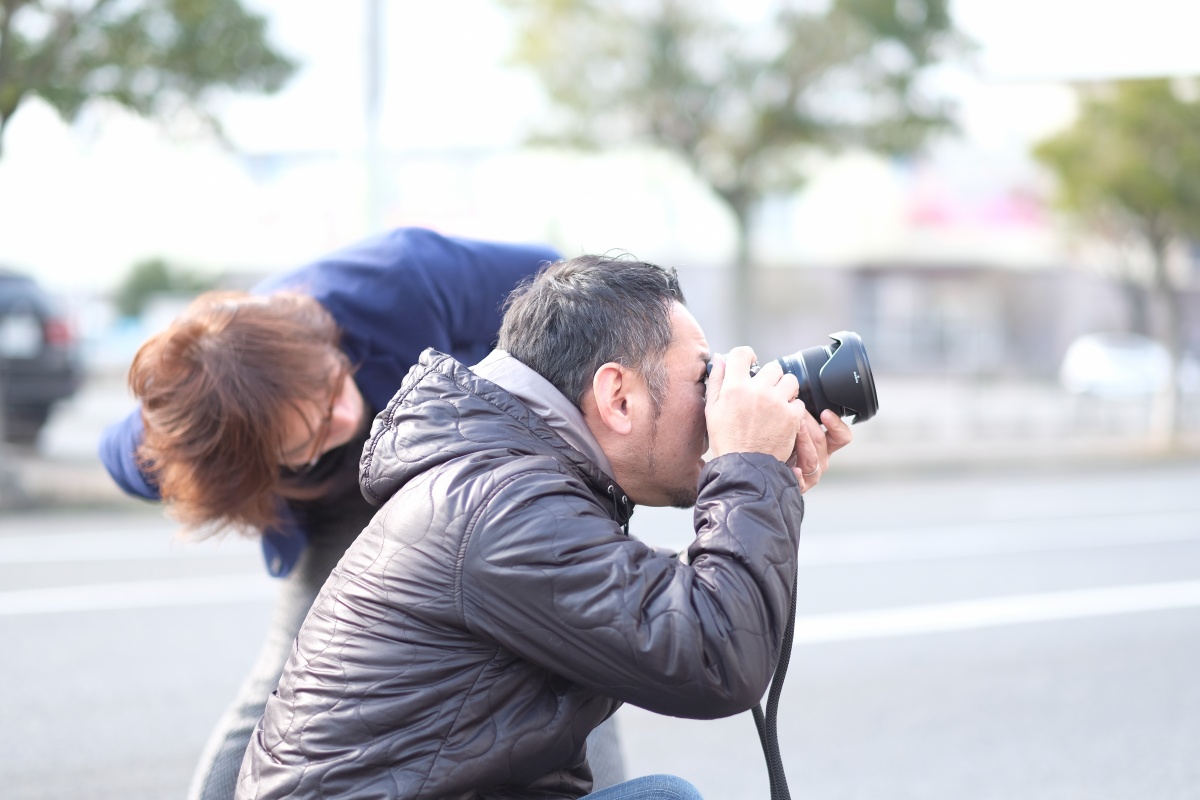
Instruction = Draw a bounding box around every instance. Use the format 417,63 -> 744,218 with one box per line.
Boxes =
3,373 -> 1199,510
831,375 -> 1200,475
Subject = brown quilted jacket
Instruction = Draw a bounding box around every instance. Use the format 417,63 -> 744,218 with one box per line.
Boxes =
237,350 -> 805,800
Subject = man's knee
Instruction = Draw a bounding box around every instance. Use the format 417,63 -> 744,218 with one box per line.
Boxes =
587,773 -> 703,800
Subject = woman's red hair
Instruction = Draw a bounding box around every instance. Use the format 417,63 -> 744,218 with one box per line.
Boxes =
130,291 -> 345,535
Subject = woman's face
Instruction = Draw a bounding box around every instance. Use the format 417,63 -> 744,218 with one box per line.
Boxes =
278,364 -> 365,473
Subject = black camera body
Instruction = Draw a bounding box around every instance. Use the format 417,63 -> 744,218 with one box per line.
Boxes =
730,331 -> 879,424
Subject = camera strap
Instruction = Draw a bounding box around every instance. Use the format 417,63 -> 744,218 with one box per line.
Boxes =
752,570 -> 798,800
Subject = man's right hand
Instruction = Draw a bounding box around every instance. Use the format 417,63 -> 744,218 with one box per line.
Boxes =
705,347 -> 853,493
705,347 -> 804,464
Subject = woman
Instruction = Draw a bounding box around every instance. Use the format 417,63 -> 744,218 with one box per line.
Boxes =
100,227 -> 625,800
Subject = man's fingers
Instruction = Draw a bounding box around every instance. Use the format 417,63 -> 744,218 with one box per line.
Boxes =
705,353 -> 726,408
720,346 -> 758,386
820,409 -> 854,454
791,403 -> 822,477
771,370 -> 800,402
738,358 -> 800,404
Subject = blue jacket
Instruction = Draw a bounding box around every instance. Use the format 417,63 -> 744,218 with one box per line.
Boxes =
99,228 -> 560,577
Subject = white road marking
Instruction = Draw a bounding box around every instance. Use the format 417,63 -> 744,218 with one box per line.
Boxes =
0,574 -> 275,616
0,532 -> 260,563
795,580 -> 1200,644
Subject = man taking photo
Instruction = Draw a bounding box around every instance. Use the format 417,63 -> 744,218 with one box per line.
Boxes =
237,254 -> 852,800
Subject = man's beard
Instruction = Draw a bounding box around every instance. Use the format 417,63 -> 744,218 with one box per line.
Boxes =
647,412 -> 700,510
666,486 -> 698,510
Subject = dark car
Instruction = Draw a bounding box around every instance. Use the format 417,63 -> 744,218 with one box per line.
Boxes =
0,268 -> 83,444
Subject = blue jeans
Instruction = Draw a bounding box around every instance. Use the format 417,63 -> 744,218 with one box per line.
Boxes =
584,774 -> 703,800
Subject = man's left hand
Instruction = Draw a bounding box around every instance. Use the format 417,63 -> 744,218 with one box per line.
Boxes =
789,408 -> 853,493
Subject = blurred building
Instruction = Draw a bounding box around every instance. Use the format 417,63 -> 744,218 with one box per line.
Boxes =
730,146 -> 1200,379
230,143 -> 1200,380
5,100 -> 1197,383
725,263 -> 1199,380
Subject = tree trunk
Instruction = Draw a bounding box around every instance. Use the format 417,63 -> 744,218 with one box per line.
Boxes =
1147,237 -> 1182,447
1122,278 -> 1151,336
732,227 -> 752,347
1160,280 -> 1185,443
724,193 -> 753,348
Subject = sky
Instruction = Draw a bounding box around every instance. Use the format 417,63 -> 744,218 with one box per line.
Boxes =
211,0 -> 1200,154
2,0 -> 1200,293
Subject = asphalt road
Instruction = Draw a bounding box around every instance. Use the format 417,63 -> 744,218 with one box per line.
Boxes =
1,460 -> 1198,800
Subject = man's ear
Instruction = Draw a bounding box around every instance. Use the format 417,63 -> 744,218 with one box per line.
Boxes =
591,362 -> 634,435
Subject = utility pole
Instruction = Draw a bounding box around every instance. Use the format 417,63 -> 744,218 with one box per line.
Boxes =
364,0 -> 386,235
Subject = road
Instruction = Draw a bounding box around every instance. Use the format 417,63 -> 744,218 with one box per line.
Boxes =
1,460 -> 1198,799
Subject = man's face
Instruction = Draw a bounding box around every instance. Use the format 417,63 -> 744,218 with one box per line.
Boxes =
635,302 -> 712,508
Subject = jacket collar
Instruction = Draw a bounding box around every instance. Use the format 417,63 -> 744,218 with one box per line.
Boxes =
472,350 -> 614,477
472,350 -> 631,525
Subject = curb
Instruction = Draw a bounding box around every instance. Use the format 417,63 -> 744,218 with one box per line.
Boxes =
2,454 -> 131,511
4,433 -> 1200,512
834,433 -> 1200,476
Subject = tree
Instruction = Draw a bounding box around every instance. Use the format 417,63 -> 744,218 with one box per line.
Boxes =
0,0 -> 292,494
502,0 -> 964,338
113,256 -> 215,318
1035,78 -> 1200,443
0,0 -> 297,157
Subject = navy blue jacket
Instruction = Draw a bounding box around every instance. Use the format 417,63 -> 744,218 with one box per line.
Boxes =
99,227 -> 560,576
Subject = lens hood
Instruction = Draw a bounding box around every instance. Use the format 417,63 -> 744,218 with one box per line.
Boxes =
819,331 -> 878,423
718,331 -> 880,424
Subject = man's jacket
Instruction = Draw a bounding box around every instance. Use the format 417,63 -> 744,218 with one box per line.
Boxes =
237,350 -> 806,800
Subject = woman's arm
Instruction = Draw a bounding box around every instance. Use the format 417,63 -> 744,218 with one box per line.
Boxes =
98,410 -> 160,500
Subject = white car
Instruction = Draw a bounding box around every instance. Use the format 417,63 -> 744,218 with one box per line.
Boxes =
1059,332 -> 1197,397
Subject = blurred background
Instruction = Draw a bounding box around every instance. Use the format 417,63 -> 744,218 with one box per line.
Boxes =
0,1 -> 1197,798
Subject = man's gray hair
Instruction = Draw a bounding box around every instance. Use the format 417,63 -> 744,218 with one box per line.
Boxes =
498,254 -> 686,411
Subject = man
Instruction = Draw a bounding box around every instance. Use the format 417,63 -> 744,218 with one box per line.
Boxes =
99,229 -> 623,799
237,254 -> 852,799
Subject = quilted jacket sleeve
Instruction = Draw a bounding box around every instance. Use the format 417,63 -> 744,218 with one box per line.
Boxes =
459,451 -> 804,720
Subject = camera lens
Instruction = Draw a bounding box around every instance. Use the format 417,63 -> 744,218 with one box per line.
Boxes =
744,331 -> 879,424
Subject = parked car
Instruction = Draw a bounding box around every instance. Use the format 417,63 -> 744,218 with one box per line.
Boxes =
0,268 -> 83,444
1059,331 -> 1189,397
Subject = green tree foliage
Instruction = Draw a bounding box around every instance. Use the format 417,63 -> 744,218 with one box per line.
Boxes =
502,0 -> 964,336
0,0 -> 296,156
114,256 -> 214,318
1035,78 -> 1200,440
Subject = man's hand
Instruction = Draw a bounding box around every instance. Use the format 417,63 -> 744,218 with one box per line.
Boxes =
706,347 -> 803,464
706,348 -> 853,493
788,409 -> 853,492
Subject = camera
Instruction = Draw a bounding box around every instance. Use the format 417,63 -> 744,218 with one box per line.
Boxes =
712,331 -> 879,424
